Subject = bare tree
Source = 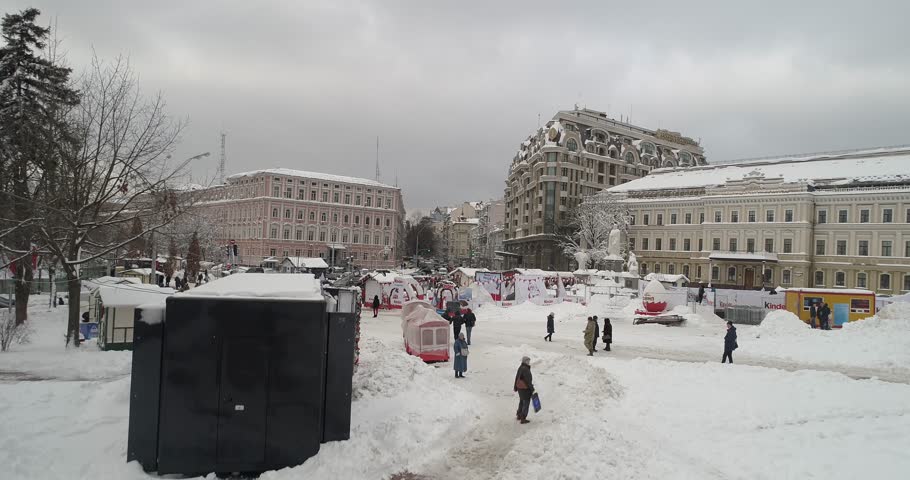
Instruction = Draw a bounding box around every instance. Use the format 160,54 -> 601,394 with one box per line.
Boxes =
38,54 -> 207,346
560,192 -> 632,269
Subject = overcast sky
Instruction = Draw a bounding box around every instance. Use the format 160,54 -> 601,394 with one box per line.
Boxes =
9,0 -> 910,211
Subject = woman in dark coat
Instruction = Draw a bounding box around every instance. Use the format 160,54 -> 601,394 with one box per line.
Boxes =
722,321 -> 737,364
544,312 -> 554,341
372,295 -> 380,317
514,356 -> 534,424
453,332 -> 468,378
602,318 -> 613,351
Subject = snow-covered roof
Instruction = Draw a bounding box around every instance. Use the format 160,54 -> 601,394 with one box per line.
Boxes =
609,147 -> 910,192
83,276 -> 141,290
454,218 -> 480,225
121,268 -> 164,276
643,273 -> 689,283
781,287 -> 875,296
180,273 -> 323,300
227,168 -> 398,189
282,256 -> 329,269
449,267 -> 488,278
96,284 -> 174,308
708,252 -> 779,262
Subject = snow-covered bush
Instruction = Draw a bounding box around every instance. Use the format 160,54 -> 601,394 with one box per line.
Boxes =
0,311 -> 32,352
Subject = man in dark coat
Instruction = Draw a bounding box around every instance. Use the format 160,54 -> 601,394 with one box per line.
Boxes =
722,321 -> 737,364
602,318 -> 613,351
819,302 -> 831,330
809,302 -> 818,329
696,285 -> 705,304
592,315 -> 600,351
544,312 -> 554,342
514,356 -> 535,424
452,310 -> 465,340
372,295 -> 380,317
462,307 -> 476,345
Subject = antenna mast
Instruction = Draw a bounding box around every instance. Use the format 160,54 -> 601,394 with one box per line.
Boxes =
375,136 -> 381,181
218,132 -> 227,184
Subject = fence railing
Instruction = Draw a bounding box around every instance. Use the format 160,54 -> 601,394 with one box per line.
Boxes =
724,306 -> 767,325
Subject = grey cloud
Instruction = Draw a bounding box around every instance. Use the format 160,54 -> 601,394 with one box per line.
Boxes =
6,0 -> 910,209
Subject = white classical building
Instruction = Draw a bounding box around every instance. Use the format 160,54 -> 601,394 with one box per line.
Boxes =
607,147 -> 910,293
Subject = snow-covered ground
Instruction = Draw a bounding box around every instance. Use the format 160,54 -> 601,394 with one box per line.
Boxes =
2,295 -> 910,479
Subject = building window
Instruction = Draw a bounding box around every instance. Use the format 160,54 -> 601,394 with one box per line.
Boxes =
322,191 -> 328,202
321,212 -> 327,222
283,228 -> 290,240
714,211 -> 721,222
907,209 -> 910,223
747,238 -> 755,253
731,211 -> 739,223
817,210 -> 827,224
333,213 -> 339,223
655,238 -> 662,250
297,210 -> 304,220
815,239 -> 826,255
641,263 -> 648,275
729,238 -> 737,252
657,214 -> 663,225
727,267 -> 736,282
765,238 -> 773,253
309,212 -> 316,221
385,218 -> 391,228
642,238 -> 649,250
270,226 -> 277,239
766,210 -> 775,222
857,272 -> 867,289
858,240 -> 869,256
712,266 -> 719,281
366,197 -> 372,207
683,239 -> 691,251
272,208 -> 278,218
903,275 -> 910,292
783,239 -> 792,253
285,187 -> 292,199
331,231 -> 338,242
670,213 -> 677,224
882,240 -> 893,256
859,209 -> 870,223
270,248 -> 276,257
308,230 -> 315,241
835,271 -> 846,287
684,213 -> 692,224
345,194 -> 351,204
838,209 -> 848,223
668,264 -> 676,275
814,271 -> 824,287
364,234 -> 370,244
782,270 -> 792,285
629,215 -> 636,225
712,238 -> 720,250
567,139 -> 578,151
669,238 -> 677,251
699,212 -> 705,224
785,209 -> 793,222
354,215 -> 360,225
906,240 -> 910,257
272,186 -> 280,197
296,230 -> 302,241
682,265 -> 689,277
881,273 -> 891,290
696,265 -> 702,279
883,208 -> 893,223
654,263 -> 661,273
835,240 -> 846,255
643,214 -> 649,225
285,209 -> 291,219
748,211 -> 756,223
319,231 -> 326,242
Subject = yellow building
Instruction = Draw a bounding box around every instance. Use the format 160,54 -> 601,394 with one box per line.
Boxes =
783,288 -> 876,326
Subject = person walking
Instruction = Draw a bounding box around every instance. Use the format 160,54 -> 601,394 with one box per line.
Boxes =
452,309 -> 465,340
372,295 -> 380,317
821,302 -> 832,330
696,285 -> 705,304
809,302 -> 818,329
602,318 -> 613,352
514,356 -> 535,424
462,306 -> 476,345
592,315 -> 600,351
722,321 -> 737,364
544,312 -> 555,342
453,332 -> 468,378
584,316 -> 596,356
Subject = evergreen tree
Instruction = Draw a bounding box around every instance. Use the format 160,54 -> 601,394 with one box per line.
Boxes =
186,232 -> 201,284
0,8 -> 79,324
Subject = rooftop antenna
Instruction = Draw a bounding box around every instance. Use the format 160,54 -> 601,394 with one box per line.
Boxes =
375,136 -> 381,181
218,131 -> 226,184
394,169 -> 399,187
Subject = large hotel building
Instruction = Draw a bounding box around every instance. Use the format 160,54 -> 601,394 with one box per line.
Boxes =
502,107 -> 706,270
609,147 -> 910,293
194,169 -> 405,269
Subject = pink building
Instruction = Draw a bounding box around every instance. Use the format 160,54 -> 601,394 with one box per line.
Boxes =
195,169 -> 405,269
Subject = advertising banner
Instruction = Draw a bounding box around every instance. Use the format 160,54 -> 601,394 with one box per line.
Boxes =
475,271 -> 503,302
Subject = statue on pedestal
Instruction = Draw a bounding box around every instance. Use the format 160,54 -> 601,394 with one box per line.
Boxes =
627,252 -> 639,276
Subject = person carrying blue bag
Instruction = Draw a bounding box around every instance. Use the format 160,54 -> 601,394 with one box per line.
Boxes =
453,332 -> 468,378
514,355 -> 535,424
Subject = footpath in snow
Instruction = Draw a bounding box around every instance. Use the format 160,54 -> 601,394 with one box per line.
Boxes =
2,297 -> 910,479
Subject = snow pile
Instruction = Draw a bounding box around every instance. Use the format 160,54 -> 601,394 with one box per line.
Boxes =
182,273 -> 323,300
466,282 -> 495,307
278,338 -> 474,479
477,300 -> 586,323
841,302 -> 910,334
757,310 -> 811,337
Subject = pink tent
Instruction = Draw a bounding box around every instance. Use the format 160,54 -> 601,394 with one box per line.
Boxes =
401,300 -> 450,362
